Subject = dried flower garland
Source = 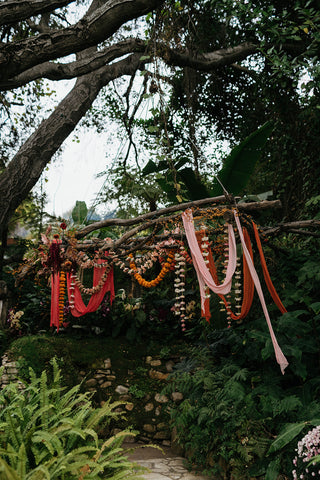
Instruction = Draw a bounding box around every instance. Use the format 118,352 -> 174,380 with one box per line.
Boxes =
72,262 -> 112,295
59,271 -> 66,326
173,247 -> 187,331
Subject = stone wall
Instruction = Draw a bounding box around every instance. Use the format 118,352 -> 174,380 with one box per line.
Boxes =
1,352 -> 184,448
79,354 -> 184,447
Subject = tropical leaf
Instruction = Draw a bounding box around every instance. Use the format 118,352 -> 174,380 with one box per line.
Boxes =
142,158 -> 188,175
210,121 -> 274,197
155,177 -> 177,203
265,458 -> 280,480
177,168 -> 210,200
267,421 -> 307,454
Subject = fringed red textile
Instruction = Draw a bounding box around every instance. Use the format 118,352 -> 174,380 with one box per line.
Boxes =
49,237 -> 62,332
66,260 -> 115,317
50,272 -> 60,331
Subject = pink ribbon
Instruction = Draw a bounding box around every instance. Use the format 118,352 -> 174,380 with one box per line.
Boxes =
233,210 -> 288,374
182,209 -> 237,313
182,208 -> 289,374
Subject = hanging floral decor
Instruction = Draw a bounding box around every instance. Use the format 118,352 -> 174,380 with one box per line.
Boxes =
25,202 -> 288,373
182,208 -> 288,374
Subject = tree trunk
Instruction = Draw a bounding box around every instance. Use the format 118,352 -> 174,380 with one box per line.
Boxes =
0,53 -> 143,233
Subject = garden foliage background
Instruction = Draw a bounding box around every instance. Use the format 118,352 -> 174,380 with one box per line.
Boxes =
1,0 -> 320,479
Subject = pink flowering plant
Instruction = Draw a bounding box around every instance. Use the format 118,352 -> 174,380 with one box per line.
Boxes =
292,426 -> 320,479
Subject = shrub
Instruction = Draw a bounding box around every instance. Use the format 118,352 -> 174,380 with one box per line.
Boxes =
0,358 -> 145,479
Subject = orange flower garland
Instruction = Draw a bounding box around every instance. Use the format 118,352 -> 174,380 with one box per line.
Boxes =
129,252 -> 175,288
59,271 -> 66,326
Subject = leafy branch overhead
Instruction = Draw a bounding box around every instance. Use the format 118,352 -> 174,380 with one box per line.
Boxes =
142,122 -> 274,202
0,0 -> 319,234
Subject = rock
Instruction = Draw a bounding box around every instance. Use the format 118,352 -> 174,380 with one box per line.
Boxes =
124,435 -> 135,443
143,424 -> 155,433
149,369 -> 169,381
125,403 -> 134,411
104,358 -> 111,369
165,360 -> 175,372
85,378 -> 97,387
171,426 -> 185,456
150,359 -> 161,367
171,392 -> 183,402
154,393 -> 168,403
94,374 -> 106,380
155,406 -> 161,416
153,431 -> 170,440
115,385 -> 129,395
96,369 -> 111,375
128,369 -> 134,375
144,402 -> 154,412
157,422 -> 168,430
115,407 -> 125,413
79,370 -> 86,376
119,395 -> 131,401
106,375 -> 116,381
100,381 -> 112,388
145,356 -> 153,364
162,440 -> 171,447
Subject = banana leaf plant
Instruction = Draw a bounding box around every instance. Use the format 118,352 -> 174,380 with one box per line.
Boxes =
142,121 -> 274,202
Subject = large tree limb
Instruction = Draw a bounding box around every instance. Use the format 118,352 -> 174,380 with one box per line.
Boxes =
0,0 -> 164,81
160,42 -> 258,71
76,198 -> 282,238
0,0 -> 73,26
1,38 -> 145,89
263,219 -> 320,236
0,52 -> 143,229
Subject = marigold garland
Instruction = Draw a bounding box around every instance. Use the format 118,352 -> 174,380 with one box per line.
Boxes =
129,252 -> 175,288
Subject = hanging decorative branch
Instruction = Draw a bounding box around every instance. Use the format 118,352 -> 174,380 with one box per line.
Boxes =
76,196 -> 282,238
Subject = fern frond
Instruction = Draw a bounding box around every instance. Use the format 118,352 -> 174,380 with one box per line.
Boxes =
39,371 -> 49,430
16,443 -> 27,479
4,413 -> 21,452
0,457 -> 21,480
25,463 -> 50,480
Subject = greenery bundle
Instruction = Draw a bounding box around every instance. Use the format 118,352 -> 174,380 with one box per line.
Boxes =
0,358 -> 144,480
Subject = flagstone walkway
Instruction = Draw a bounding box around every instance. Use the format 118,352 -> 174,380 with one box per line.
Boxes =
124,443 -> 211,480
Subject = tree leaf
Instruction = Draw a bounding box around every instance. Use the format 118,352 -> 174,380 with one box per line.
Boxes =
177,168 -> 210,200
210,121 -> 274,197
267,422 -> 307,454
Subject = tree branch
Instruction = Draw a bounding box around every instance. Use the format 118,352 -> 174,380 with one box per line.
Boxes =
0,0 -> 164,81
0,0 -> 72,26
159,42 -> 259,71
263,219 -> 320,236
0,38 -> 145,89
0,52 -> 144,228
76,198 -> 282,238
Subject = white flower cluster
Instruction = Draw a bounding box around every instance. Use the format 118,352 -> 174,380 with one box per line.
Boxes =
174,248 -> 186,331
292,425 -> 320,479
200,235 -> 211,301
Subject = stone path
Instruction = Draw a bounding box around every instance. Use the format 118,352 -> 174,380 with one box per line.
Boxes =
123,443 -> 211,480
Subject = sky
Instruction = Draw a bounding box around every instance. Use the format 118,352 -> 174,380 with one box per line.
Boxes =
44,131 -> 110,218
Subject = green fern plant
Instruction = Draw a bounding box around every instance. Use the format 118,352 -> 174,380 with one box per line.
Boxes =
0,358 -> 145,480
